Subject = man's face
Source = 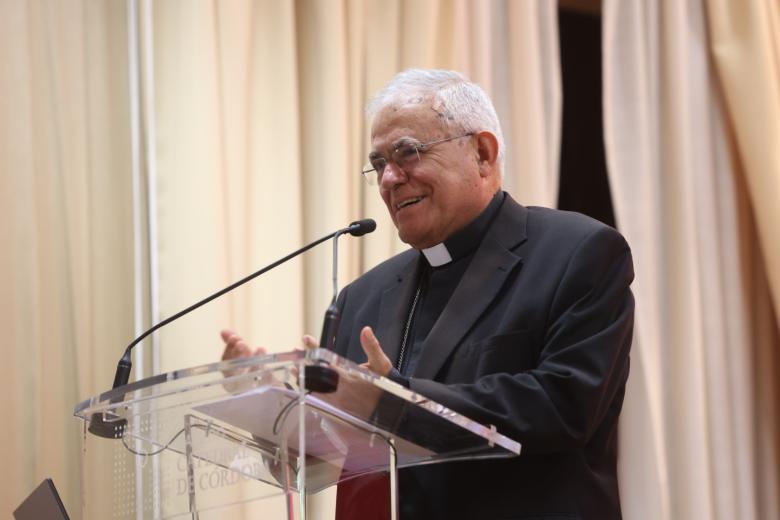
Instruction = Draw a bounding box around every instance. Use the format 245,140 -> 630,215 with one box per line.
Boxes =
370,103 -> 493,249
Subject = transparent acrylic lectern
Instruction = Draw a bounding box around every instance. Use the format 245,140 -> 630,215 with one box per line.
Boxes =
74,349 -> 520,519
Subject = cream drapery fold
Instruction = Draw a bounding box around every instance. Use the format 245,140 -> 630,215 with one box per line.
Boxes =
705,1 -> 780,516
603,1 -> 780,519
705,0 -> 780,327
0,0 -> 135,517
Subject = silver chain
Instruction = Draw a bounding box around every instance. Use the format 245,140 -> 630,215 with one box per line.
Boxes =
396,284 -> 422,372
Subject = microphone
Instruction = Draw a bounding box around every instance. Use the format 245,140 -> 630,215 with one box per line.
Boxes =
307,219 -> 377,393
318,219 -> 375,350
89,219 -> 376,439
346,218 -> 376,237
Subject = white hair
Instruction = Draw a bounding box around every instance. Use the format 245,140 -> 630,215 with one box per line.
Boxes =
366,69 -> 505,173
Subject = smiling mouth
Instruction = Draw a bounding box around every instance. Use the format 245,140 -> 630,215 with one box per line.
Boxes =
395,196 -> 424,211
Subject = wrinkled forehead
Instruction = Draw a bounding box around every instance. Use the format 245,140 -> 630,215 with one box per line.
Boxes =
370,101 -> 448,148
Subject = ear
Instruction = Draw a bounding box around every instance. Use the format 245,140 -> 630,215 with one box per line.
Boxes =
474,131 -> 499,177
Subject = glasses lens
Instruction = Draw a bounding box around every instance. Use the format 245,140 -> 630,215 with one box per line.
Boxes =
370,157 -> 387,174
362,165 -> 380,186
362,141 -> 421,186
393,143 -> 420,169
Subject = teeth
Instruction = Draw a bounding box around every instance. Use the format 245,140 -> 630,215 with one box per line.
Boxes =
396,197 -> 423,210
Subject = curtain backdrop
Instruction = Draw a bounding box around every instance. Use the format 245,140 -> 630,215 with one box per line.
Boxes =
603,0 -> 780,519
149,1 -> 559,515
3,0 -> 778,518
149,0 -> 561,376
704,0 -> 780,515
0,0 -> 135,517
706,0 -> 780,327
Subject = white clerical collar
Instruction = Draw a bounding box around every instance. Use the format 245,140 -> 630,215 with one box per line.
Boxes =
421,243 -> 453,267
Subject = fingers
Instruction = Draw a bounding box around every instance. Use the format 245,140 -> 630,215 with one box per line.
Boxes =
360,326 -> 392,376
302,334 -> 319,350
220,329 -> 253,360
220,329 -> 235,343
359,326 -> 382,360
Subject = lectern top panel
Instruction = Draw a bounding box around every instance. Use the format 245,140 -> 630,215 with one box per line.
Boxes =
75,349 -> 520,502
76,349 -> 519,456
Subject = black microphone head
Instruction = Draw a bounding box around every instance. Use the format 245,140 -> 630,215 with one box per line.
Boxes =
348,219 -> 377,236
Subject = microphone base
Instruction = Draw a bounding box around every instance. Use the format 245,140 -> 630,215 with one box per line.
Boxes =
304,364 -> 339,393
88,412 -> 128,439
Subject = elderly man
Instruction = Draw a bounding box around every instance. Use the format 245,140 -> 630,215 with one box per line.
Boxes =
224,69 -> 634,519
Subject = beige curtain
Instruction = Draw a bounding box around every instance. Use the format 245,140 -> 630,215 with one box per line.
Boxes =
603,1 -> 780,519
148,0 -> 562,390
705,0 -> 780,516
0,0 -> 135,517
149,1 -> 559,516
8,0 -> 779,519
0,0 -> 557,517
706,0 -> 780,327
150,0 -> 561,373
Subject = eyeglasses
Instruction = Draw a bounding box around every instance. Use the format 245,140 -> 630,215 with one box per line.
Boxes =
361,133 -> 474,186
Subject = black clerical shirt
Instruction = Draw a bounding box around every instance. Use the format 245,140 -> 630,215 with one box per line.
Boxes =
388,191 -> 506,386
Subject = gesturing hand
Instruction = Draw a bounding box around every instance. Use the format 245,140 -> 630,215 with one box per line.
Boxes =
358,326 -> 392,377
221,329 -> 266,361
219,329 -> 267,387
301,327 -> 392,377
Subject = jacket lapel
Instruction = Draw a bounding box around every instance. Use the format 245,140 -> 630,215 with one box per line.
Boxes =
373,253 -> 421,366
413,196 -> 528,380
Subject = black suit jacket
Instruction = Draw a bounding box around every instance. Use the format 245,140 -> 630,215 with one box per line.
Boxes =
333,195 -> 634,519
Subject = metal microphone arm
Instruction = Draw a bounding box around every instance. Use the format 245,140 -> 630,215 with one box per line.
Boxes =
110,227 -> 347,391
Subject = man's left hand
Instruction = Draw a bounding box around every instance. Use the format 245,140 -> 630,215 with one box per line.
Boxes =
302,326 -> 392,378
358,326 -> 392,377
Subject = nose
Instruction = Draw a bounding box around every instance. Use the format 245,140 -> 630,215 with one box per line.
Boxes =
379,162 -> 408,189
